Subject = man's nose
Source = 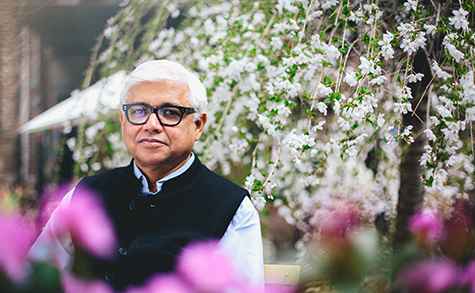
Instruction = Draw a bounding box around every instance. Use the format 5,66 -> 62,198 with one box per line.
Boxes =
144,112 -> 164,131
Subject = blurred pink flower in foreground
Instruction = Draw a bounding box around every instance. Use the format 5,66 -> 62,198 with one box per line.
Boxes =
460,261 -> 475,293
311,201 -> 361,241
0,213 -> 35,282
126,240 -> 291,293
126,274 -> 191,293
37,183 -> 73,229
54,188 -> 116,258
177,241 -> 239,292
397,259 -> 459,293
409,210 -> 444,245
62,273 -> 113,293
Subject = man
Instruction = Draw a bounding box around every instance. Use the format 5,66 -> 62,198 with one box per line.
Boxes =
30,60 -> 263,289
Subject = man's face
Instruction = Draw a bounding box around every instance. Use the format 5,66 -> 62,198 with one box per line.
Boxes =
120,80 -> 207,171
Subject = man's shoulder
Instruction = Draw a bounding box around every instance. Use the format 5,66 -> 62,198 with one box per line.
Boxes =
78,164 -> 132,190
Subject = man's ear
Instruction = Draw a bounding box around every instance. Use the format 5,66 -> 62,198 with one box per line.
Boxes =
194,113 -> 207,140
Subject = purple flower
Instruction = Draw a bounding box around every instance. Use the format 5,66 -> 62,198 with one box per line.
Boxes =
409,210 -> 444,245
54,188 -> 116,258
397,259 -> 459,293
177,241 -> 239,291
460,261 -> 475,292
62,273 -> 113,293
0,213 -> 36,282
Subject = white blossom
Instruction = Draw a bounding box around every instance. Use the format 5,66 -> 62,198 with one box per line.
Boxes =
449,8 -> 469,31
466,107 -> 475,121
431,61 -> 451,80
403,0 -> 418,13
444,41 -> 464,63
436,104 -> 452,118
277,0 -> 299,14
316,102 -> 328,115
461,71 -> 475,103
378,32 -> 395,60
377,114 -> 385,127
359,57 -> 378,75
321,0 -> 338,10
394,102 -> 412,114
369,76 -> 386,86
349,9 -> 364,24
316,84 -> 333,97
424,24 -> 437,35
270,37 -> 283,50
407,73 -> 424,83
424,129 -> 436,141
344,70 -> 358,87
398,23 -> 426,55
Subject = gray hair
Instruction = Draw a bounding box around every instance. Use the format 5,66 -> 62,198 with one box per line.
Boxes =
120,60 -> 208,115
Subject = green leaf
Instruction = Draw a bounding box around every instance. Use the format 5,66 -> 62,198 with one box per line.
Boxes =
252,179 -> 264,191
287,64 -> 299,81
323,75 -> 335,87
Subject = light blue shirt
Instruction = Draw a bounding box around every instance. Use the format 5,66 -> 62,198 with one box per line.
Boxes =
30,153 -> 264,285
133,153 -> 196,195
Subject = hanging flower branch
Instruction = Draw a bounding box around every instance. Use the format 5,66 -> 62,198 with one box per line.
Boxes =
67,0 -> 474,240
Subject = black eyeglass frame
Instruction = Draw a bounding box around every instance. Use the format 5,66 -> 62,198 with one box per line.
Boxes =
122,102 -> 197,127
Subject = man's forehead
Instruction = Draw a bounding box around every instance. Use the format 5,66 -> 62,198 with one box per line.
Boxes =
125,80 -> 192,106
127,80 -> 189,97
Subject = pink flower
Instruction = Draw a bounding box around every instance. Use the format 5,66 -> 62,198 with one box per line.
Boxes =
397,259 -> 459,293
62,273 -> 113,293
148,274 -> 191,293
54,188 -> 116,258
0,213 -> 36,282
460,261 -> 475,292
311,201 -> 361,241
409,210 -> 444,245
124,274 -> 191,293
37,183 -> 73,229
177,241 -> 239,291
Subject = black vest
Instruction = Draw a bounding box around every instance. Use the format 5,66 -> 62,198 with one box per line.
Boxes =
73,156 -> 247,290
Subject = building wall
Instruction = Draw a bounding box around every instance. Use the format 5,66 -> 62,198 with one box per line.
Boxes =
0,0 -> 120,192
0,0 -> 19,187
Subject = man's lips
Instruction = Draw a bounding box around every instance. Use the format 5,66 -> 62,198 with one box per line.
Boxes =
137,138 -> 167,145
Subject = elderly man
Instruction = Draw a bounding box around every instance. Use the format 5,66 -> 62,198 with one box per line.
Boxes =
30,60 -> 263,289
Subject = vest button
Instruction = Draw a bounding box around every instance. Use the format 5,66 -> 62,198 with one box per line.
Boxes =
128,200 -> 135,211
118,247 -> 128,256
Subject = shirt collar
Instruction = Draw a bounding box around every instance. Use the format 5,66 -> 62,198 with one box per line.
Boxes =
133,152 -> 195,195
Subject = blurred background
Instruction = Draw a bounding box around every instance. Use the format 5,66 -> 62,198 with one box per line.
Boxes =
0,0 -> 121,195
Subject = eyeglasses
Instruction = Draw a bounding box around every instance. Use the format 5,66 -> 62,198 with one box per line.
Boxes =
122,103 -> 196,126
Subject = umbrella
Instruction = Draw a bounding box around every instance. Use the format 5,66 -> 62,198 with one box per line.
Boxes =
19,71 -> 127,134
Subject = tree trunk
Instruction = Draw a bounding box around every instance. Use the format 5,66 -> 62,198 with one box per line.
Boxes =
393,49 -> 432,247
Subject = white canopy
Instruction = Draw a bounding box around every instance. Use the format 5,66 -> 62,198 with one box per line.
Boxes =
19,71 -> 127,134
